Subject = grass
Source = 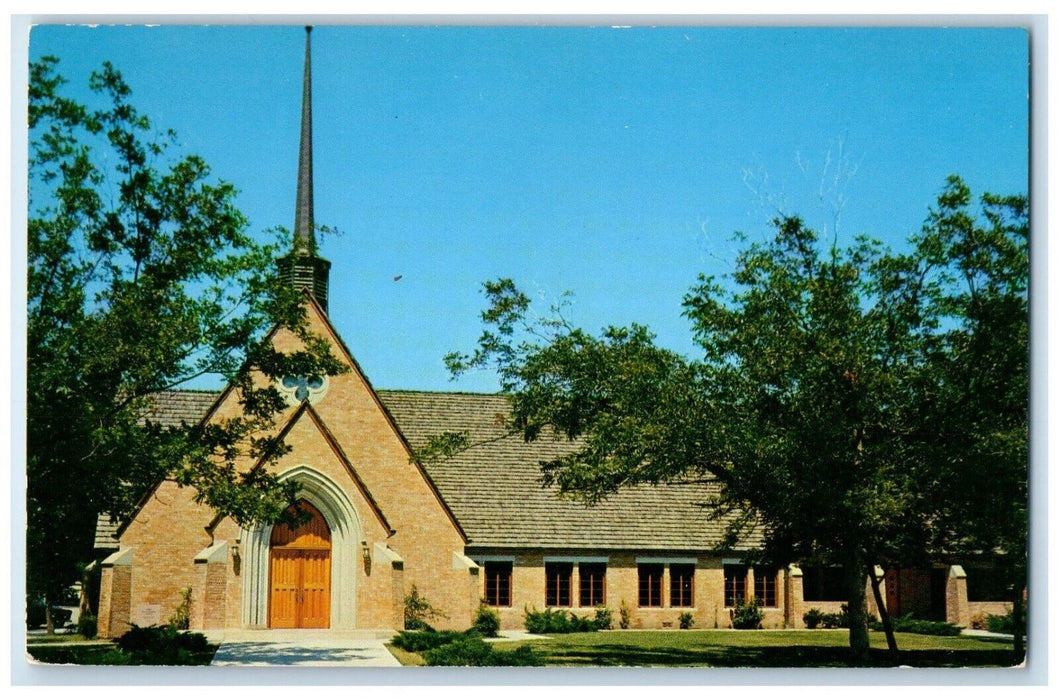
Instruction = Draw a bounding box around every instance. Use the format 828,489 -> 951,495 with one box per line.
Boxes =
393,630 -> 1018,668
385,643 -> 427,667
26,634 -> 218,666
25,633 -> 95,645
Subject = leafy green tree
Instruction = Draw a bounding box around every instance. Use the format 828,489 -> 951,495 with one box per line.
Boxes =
445,177 -> 1027,662
912,178 -> 1029,662
27,57 -> 343,631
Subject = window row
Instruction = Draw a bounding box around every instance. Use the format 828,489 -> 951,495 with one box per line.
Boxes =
636,563 -> 696,608
723,564 -> 779,608
483,561 -> 606,608
483,561 -> 700,609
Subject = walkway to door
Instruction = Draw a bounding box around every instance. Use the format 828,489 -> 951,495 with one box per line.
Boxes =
209,629 -> 401,667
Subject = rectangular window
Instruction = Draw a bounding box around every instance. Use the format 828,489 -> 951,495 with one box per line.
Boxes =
579,563 -> 606,607
670,564 -> 695,607
724,565 -> 748,607
638,563 -> 664,607
754,568 -> 778,607
802,566 -> 846,602
545,562 -> 573,607
484,561 -> 512,607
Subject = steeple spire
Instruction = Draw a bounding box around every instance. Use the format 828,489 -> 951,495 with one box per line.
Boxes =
278,25 -> 331,313
294,25 -> 315,251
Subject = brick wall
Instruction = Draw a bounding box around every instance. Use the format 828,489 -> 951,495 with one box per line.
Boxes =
103,303 -> 475,633
470,551 -> 790,631
98,559 -> 132,638
203,561 -> 227,629
114,480 -> 216,632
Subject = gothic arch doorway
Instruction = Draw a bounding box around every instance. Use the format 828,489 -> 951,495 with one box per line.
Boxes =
242,466 -> 361,630
269,500 -> 332,628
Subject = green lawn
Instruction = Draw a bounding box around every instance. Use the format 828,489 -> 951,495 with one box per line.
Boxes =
26,635 -> 218,666
408,629 -> 1017,668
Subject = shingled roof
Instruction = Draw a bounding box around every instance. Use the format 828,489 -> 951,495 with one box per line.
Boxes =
139,390 -> 219,426
378,390 -> 754,552
96,389 -> 756,552
93,390 -> 220,550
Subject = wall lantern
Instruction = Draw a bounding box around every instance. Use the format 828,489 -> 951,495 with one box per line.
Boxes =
231,539 -> 241,561
361,540 -> 371,565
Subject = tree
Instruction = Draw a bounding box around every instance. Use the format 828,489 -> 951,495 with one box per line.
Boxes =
445,177 -> 1027,662
27,57 -> 343,631
912,178 -> 1029,662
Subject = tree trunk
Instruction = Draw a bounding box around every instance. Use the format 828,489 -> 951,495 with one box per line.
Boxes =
1012,585 -> 1025,665
868,565 -> 899,658
44,595 -> 55,636
845,550 -> 870,663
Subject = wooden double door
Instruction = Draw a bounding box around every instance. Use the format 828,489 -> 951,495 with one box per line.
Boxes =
269,500 -> 332,629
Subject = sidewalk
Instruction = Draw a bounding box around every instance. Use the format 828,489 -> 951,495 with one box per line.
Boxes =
960,628 -> 1016,641
209,629 -> 402,667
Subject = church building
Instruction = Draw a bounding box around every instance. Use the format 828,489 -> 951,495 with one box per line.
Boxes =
92,28 -> 1010,639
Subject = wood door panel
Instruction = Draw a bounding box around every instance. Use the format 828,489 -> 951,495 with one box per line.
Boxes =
269,500 -> 332,629
269,550 -> 301,628
300,550 -> 331,628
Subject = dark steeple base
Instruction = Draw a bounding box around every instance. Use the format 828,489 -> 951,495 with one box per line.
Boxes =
278,253 -> 331,313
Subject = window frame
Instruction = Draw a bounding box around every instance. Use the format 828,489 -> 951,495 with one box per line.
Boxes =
669,563 -> 696,608
724,564 -> 748,608
483,560 -> 513,607
638,563 -> 664,608
578,562 -> 607,607
545,562 -> 573,607
754,567 -> 778,607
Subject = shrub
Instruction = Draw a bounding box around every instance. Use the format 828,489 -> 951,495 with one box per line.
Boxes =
572,612 -> 597,632
116,624 -> 210,665
822,612 -> 845,629
731,597 -> 763,629
404,584 -> 446,631
420,634 -> 542,667
820,613 -> 844,628
871,613 -> 961,636
169,587 -> 192,630
619,599 -> 632,629
77,612 -> 98,639
969,613 -> 987,630
594,604 -> 613,631
421,635 -> 494,666
524,606 -> 569,634
986,611 -> 1015,634
523,606 -> 606,634
472,603 -> 501,638
804,605 -> 848,629
679,612 -> 695,630
391,629 -> 468,652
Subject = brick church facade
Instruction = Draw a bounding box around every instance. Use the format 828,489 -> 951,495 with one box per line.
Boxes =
92,28 -> 1011,639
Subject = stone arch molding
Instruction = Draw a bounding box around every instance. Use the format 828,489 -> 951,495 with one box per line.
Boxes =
241,465 -> 363,630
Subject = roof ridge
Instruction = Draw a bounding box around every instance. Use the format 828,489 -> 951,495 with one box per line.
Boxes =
376,388 -> 507,398
157,388 -> 223,395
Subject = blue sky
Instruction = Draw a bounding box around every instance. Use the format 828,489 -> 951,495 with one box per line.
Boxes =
26,24 -> 1030,393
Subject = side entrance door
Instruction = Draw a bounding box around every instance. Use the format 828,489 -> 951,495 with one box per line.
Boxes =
269,500 -> 332,629
884,567 -> 901,618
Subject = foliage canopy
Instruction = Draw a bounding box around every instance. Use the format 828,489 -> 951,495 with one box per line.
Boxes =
27,56 -> 343,618
446,176 -> 1027,658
